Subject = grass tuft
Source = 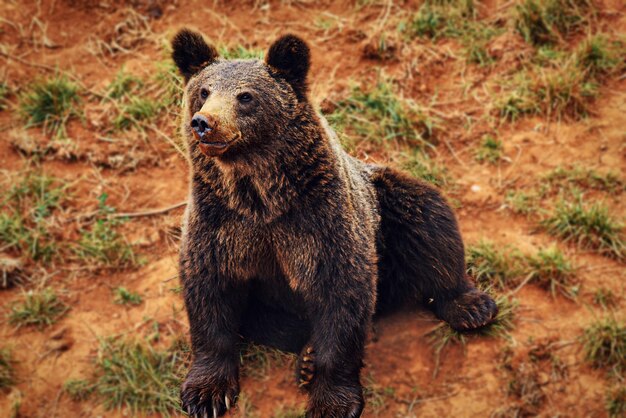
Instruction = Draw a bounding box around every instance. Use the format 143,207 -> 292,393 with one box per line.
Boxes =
219,45 -> 264,60
8,288 -> 68,329
401,151 -> 450,188
581,317 -> 626,372
113,287 -> 142,306
113,97 -> 160,130
74,194 -> 135,269
544,165 -> 624,194
523,246 -> 577,299
593,288 -> 618,309
240,343 -> 294,380
541,197 -> 624,260
19,74 -> 81,136
607,385 -> 626,418
514,0 -> 594,46
475,135 -> 503,164
0,347 -> 15,390
94,338 -> 187,416
63,379 -> 94,401
272,405 -> 306,418
106,69 -> 143,100
0,170 -> 68,263
327,78 -> 435,149
466,241 -> 521,290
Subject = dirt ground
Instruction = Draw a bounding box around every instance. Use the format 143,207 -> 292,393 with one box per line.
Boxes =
0,0 -> 624,417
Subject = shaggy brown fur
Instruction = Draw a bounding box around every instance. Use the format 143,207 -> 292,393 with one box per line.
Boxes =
172,29 -> 497,418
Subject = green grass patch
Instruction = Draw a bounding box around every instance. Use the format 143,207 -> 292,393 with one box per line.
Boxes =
8,288 -> 68,329
0,347 -> 15,390
515,0 -> 595,46
219,45 -> 264,60
106,69 -> 143,100
327,78 -> 435,149
466,241 -> 522,290
240,343 -> 294,381
0,80 -> 9,110
113,287 -> 142,306
19,74 -> 81,137
576,34 -> 626,78
74,194 -> 136,269
544,165 -> 624,194
593,288 -> 618,309
63,378 -> 95,401
93,338 -> 187,416
607,385 -> 626,418
581,317 -> 626,372
541,197 -> 624,260
522,246 -> 577,299
496,58 -> 597,121
401,151 -> 450,188
475,135 -> 503,164
272,405 -> 306,418
505,190 -> 540,216
405,0 -> 501,65
0,170 -> 68,263
113,96 -> 160,130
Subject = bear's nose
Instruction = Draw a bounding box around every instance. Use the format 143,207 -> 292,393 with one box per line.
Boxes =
190,113 -> 217,137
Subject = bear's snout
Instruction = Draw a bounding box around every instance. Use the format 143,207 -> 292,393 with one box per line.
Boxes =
191,112 -> 218,139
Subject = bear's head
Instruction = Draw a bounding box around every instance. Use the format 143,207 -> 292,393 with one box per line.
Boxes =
171,29 -> 311,164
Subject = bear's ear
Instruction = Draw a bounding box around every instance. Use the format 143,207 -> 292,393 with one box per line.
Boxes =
171,29 -> 218,83
266,34 -> 310,100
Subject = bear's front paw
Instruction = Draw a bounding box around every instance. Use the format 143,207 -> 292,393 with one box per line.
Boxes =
306,384 -> 364,418
181,359 -> 239,418
436,288 -> 498,331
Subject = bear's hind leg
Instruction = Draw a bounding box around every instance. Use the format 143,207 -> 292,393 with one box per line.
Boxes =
371,166 -> 498,331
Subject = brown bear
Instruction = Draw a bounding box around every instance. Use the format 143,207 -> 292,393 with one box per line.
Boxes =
172,29 -> 497,418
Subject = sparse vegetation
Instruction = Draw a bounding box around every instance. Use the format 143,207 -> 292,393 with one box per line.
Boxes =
240,343 -> 294,380
0,347 -> 15,390
113,287 -> 142,306
401,151 -> 450,188
74,194 -> 135,269
106,69 -> 143,100
19,74 -> 81,136
544,165 -> 624,193
582,317 -> 626,372
93,338 -> 186,416
113,96 -> 160,130
219,45 -> 263,59
8,288 -> 68,329
328,78 -> 435,149
593,288 -> 618,309
523,246 -> 577,299
466,241 -> 521,290
0,170 -> 68,263
63,379 -> 94,401
515,0 -> 595,46
0,81 -> 9,110
606,385 -> 626,418
272,405 -> 306,418
475,135 -> 503,164
542,197 -> 624,260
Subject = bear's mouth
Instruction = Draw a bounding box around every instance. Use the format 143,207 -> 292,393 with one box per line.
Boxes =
197,133 -> 240,157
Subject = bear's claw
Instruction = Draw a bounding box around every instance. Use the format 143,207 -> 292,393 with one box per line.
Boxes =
298,346 -> 316,388
436,289 -> 498,331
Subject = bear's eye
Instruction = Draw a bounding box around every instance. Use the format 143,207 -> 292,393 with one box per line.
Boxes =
200,88 -> 209,99
238,92 -> 253,103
